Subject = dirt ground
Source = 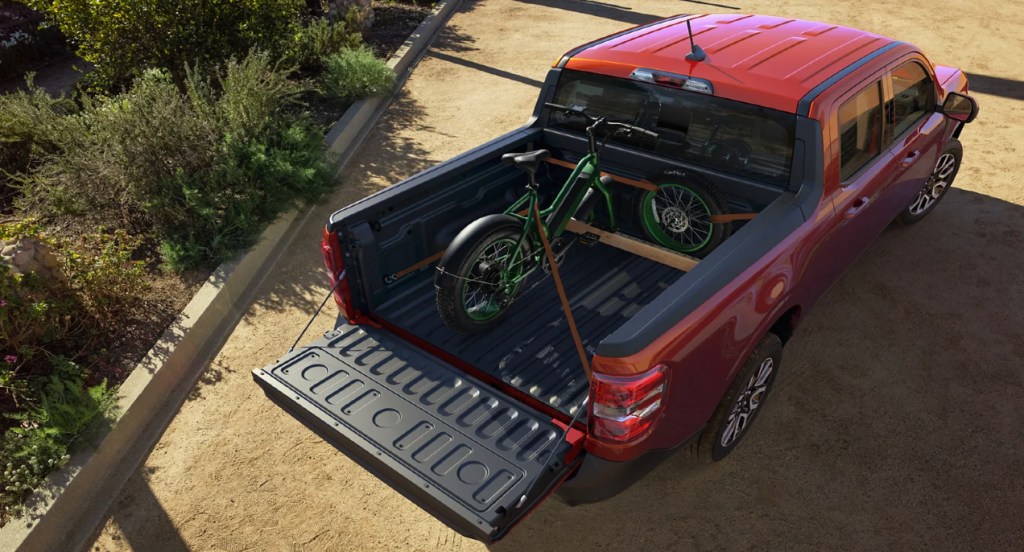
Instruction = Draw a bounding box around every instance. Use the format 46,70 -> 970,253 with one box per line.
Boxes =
91,0 -> 1023,550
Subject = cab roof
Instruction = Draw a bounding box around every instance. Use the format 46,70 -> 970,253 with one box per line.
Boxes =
559,14 -> 899,113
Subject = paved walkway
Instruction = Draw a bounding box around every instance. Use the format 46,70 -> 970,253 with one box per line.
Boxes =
92,1 -> 1024,550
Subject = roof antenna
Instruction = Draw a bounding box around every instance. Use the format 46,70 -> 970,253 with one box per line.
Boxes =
685,19 -> 707,62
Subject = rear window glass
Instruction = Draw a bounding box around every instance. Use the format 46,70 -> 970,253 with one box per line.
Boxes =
550,70 -> 797,185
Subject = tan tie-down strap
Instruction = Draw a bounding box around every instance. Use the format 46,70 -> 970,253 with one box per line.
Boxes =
532,204 -> 592,381
541,157 -> 757,225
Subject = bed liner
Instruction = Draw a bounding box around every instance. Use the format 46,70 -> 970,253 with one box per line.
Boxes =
375,241 -> 685,417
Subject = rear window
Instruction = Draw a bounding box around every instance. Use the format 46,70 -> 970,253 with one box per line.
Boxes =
550,70 -> 797,185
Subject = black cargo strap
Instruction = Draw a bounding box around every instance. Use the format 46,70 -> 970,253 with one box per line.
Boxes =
289,269 -> 345,353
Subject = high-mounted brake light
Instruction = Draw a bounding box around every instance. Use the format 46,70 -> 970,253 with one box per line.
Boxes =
629,68 -> 714,95
589,364 -> 668,444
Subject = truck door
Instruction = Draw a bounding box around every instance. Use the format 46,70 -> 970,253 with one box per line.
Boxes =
879,58 -> 945,218
810,75 -> 903,289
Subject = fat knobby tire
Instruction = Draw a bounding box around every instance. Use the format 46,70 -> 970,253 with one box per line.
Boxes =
435,214 -> 529,334
636,172 -> 732,258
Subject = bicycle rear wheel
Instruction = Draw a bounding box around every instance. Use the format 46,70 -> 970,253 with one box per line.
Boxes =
636,173 -> 731,258
435,214 -> 533,334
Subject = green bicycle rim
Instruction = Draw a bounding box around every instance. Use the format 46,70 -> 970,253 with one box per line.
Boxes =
462,237 -> 524,321
641,184 -> 714,253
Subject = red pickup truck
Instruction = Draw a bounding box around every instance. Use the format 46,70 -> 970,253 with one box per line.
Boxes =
254,14 -> 978,542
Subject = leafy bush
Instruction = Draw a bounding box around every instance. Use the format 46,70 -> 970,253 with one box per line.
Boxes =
23,0 -> 306,91
0,81 -> 76,206
1,222 -> 146,377
321,46 -> 395,103
1,357 -> 116,521
0,222 -> 132,522
62,229 -> 147,320
284,14 -> 362,72
18,51 -> 331,270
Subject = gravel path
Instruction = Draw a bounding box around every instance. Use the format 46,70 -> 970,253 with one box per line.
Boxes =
92,0 -> 1024,550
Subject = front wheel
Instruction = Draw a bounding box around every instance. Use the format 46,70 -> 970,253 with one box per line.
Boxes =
636,173 -> 731,258
435,214 -> 532,334
898,138 -> 962,225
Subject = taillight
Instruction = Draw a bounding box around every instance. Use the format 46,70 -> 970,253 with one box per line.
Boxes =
589,364 -> 667,444
321,226 -> 358,322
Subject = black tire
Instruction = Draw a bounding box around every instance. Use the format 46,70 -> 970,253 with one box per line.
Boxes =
897,139 -> 962,225
435,214 -> 532,334
635,171 -> 731,258
692,332 -> 783,462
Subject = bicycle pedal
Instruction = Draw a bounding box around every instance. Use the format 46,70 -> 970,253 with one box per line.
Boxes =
578,232 -> 601,247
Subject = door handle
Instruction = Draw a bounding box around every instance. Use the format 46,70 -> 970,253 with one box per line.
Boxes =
845,196 -> 871,218
900,150 -> 921,168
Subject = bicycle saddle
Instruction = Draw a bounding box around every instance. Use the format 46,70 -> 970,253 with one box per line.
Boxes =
501,149 -> 550,175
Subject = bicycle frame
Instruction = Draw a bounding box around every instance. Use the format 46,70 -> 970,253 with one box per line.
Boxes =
498,149 -> 616,286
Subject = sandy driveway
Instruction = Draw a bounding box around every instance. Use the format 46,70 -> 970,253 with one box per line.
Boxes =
92,0 -> 1024,550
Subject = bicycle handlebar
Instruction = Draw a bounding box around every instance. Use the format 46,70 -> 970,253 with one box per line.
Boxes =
544,102 -> 659,140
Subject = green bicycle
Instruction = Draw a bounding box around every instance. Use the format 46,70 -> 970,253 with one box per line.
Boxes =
435,103 -> 729,334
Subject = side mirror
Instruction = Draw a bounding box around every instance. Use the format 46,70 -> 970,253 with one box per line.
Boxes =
941,92 -> 979,123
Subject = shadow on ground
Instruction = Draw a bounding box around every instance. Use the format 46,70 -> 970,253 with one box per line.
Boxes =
965,73 -> 1024,102
515,0 -> 667,25
491,188 -> 1024,550
93,470 -> 189,552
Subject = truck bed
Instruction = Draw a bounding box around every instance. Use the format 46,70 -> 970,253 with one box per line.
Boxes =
375,241 -> 684,417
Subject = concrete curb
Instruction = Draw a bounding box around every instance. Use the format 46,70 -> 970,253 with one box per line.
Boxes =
0,2 -> 461,551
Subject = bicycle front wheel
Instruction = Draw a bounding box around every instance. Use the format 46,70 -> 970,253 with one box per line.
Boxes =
435,214 -> 533,334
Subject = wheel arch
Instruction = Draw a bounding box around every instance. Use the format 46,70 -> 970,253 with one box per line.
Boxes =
768,304 -> 803,346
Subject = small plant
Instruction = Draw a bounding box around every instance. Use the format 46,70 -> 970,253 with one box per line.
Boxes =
284,16 -> 362,72
321,46 -> 395,103
0,357 -> 116,522
62,229 -> 148,320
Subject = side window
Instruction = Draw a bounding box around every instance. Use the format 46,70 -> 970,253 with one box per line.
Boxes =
838,81 -> 883,181
887,62 -> 935,139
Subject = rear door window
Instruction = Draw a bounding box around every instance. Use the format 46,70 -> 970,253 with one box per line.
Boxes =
837,81 -> 884,181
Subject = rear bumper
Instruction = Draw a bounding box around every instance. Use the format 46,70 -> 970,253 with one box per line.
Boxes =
555,430 -> 702,505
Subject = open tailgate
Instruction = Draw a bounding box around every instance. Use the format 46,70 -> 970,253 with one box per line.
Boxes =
253,323 -> 584,542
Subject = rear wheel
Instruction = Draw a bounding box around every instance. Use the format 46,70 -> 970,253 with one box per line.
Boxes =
435,215 -> 532,334
636,173 -> 731,258
693,332 -> 783,462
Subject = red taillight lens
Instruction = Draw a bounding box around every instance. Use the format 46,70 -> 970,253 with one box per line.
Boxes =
321,226 -> 356,321
589,364 -> 667,444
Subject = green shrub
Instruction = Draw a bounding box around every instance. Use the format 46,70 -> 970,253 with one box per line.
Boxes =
23,0 -> 306,92
62,229 -> 147,320
18,51 -> 331,270
0,80 -> 76,204
1,222 -> 145,380
1,357 -> 116,521
321,46 -> 395,103
284,15 -> 362,72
